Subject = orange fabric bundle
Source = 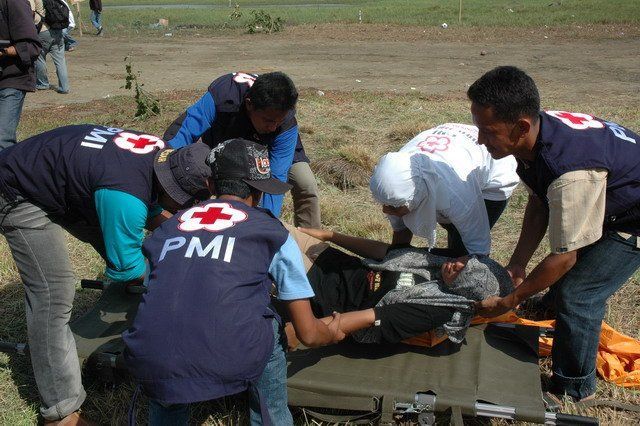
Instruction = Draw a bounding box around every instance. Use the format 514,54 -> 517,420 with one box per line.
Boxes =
402,312 -> 640,388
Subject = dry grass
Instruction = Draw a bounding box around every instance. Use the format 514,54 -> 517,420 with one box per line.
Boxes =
1,88 -> 639,424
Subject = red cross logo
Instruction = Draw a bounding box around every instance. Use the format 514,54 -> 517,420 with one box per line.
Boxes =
114,132 -> 165,154
546,111 -> 604,130
178,202 -> 248,232
233,72 -> 257,87
417,135 -> 451,153
192,206 -> 233,225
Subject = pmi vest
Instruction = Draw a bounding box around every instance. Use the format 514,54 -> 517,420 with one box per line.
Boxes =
518,111 -> 640,235
123,199 -> 288,405
164,72 -> 309,162
0,124 -> 164,224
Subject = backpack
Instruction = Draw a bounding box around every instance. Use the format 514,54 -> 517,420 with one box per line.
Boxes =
42,0 -> 69,30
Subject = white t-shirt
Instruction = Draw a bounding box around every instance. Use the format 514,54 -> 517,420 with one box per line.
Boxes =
399,123 -> 518,202
388,123 -> 519,254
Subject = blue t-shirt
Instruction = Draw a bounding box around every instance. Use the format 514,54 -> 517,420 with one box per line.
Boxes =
94,189 -> 160,282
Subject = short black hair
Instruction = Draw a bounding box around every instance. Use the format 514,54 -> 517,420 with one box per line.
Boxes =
246,72 -> 298,111
467,66 -> 540,123
213,178 -> 261,199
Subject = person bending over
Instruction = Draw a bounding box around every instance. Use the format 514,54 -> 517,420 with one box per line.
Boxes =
124,139 -> 343,426
164,71 -> 321,226
369,123 -> 519,257
0,124 -> 211,424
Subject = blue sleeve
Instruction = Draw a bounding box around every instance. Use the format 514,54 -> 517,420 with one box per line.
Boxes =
260,125 -> 298,216
168,92 -> 217,148
268,234 -> 315,301
94,189 -> 148,282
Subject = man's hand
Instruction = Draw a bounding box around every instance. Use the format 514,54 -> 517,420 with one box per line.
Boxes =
506,264 -> 526,287
475,295 -> 514,318
0,46 -> 17,58
298,227 -> 333,242
326,311 -> 346,343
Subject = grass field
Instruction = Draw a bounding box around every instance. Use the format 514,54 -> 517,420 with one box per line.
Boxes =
1,0 -> 639,423
0,87 -> 638,424
71,0 -> 640,35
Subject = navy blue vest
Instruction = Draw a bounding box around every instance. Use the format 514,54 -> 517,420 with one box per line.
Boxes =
0,124 -> 163,224
163,72 -> 309,163
123,199 -> 288,405
518,111 -> 640,235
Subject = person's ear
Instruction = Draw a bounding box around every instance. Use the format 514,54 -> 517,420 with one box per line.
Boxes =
245,97 -> 254,112
516,118 -> 532,140
249,189 -> 263,207
205,177 -> 216,195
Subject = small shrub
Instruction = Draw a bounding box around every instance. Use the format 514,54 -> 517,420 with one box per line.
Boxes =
246,10 -> 284,34
229,4 -> 242,20
123,55 -> 161,120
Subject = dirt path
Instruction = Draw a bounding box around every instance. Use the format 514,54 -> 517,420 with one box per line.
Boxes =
26,24 -> 640,109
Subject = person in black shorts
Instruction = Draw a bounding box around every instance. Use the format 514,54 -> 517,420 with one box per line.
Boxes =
283,226 -> 513,346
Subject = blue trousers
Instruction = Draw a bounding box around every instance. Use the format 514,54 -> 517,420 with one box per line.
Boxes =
548,231 -> 640,399
148,318 -> 293,425
0,87 -> 26,150
35,29 -> 70,93
90,11 -> 102,30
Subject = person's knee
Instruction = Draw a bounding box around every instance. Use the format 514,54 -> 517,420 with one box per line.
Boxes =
289,162 -> 318,197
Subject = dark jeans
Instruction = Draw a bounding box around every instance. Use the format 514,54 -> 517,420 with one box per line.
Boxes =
0,87 -> 26,149
436,198 -> 508,258
546,231 -> 640,399
0,195 -> 104,420
148,318 -> 293,426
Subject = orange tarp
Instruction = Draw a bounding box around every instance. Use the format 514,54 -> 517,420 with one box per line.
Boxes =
403,312 -> 640,389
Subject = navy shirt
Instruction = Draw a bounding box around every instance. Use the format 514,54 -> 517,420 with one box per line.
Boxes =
0,124 -> 166,280
0,124 -> 164,223
518,111 -> 640,235
164,72 -> 308,216
124,199 -> 313,404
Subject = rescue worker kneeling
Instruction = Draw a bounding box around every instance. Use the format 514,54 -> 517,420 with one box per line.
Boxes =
123,138 -> 344,425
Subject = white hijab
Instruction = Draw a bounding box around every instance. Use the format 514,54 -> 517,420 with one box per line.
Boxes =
369,152 -> 450,247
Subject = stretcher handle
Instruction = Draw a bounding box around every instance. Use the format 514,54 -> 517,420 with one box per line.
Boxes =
555,413 -> 599,425
81,279 -> 105,290
0,341 -> 28,355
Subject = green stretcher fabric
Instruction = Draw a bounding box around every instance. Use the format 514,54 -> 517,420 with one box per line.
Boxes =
70,284 -> 546,422
71,281 -> 142,361
287,324 -> 546,422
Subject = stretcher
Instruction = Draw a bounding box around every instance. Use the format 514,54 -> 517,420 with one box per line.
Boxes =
0,280 -> 599,424
287,324 -> 596,424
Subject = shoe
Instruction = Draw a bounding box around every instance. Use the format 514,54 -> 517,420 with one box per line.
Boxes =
36,86 -> 50,90
56,90 -> 69,94
96,27 -> 103,36
518,293 -> 555,321
44,411 -> 96,426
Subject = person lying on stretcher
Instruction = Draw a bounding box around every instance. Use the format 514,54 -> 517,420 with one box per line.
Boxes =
281,226 -> 514,348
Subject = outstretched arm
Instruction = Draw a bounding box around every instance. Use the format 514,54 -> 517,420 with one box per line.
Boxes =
319,309 -> 376,335
298,227 -> 390,260
287,299 -> 345,347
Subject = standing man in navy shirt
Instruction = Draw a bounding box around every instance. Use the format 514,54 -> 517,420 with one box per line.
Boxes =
124,138 -> 343,425
0,125 -> 212,424
164,71 -> 322,227
468,66 -> 640,401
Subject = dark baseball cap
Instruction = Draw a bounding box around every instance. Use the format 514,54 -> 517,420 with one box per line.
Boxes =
207,138 -> 292,195
153,143 -> 213,206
